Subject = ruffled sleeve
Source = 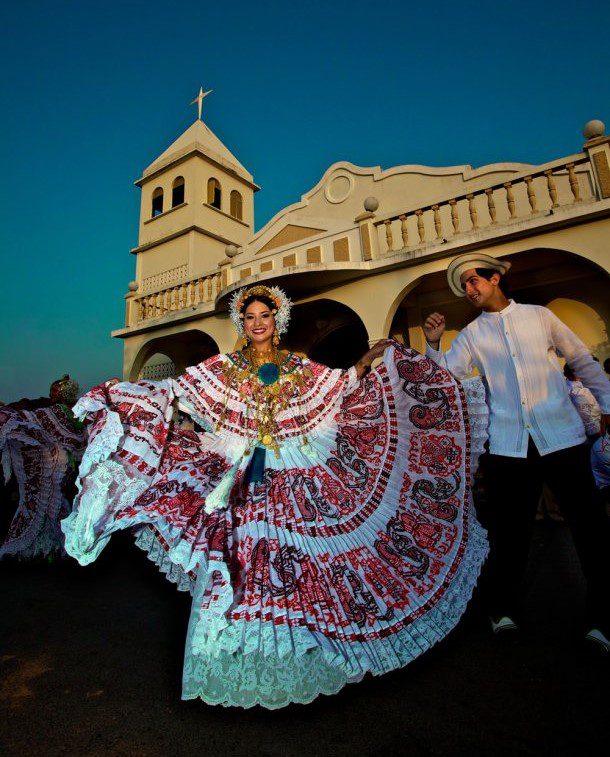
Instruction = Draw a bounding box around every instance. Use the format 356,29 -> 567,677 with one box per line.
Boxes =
62,379 -> 176,564
172,353 -> 230,431
460,376 -> 489,472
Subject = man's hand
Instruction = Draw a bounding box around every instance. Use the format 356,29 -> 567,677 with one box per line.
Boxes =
423,312 -> 446,349
355,339 -> 393,378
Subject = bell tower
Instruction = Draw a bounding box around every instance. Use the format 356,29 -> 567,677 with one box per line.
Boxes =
130,86 -> 259,298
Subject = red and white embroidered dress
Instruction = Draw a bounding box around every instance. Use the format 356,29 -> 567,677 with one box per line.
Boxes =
0,405 -> 85,559
62,343 -> 488,708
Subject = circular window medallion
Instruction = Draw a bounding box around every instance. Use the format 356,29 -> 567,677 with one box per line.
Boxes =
325,172 -> 354,204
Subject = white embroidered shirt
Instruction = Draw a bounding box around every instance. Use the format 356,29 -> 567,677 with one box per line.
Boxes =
426,301 -> 610,457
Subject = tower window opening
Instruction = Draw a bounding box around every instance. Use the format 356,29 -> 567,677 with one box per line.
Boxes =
207,178 -> 222,209
172,176 -> 185,207
230,190 -> 243,220
152,187 -> 164,217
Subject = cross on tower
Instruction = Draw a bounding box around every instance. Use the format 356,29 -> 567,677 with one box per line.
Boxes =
191,85 -> 213,120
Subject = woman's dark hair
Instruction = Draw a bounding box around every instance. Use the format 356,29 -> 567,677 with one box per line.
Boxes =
240,294 -> 276,314
475,267 -> 510,297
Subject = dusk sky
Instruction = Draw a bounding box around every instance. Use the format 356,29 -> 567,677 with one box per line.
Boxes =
1,0 -> 609,402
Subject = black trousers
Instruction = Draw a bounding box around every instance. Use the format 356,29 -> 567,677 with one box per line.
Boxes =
480,438 -> 609,628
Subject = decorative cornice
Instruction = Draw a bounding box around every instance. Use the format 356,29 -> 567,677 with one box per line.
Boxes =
584,135 -> 610,149
203,202 -> 250,228
135,147 -> 261,192
112,298 -> 218,338
143,201 -> 187,225
130,225 -> 239,255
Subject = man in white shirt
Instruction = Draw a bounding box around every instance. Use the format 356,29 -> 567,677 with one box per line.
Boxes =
422,252 -> 610,651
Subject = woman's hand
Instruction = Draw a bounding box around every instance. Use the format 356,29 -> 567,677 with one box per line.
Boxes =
423,312 -> 446,349
355,340 -> 393,378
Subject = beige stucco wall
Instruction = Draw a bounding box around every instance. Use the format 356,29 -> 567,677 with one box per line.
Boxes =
137,235 -> 189,283
547,299 -> 609,359
139,157 -> 253,243
139,167 -> 196,244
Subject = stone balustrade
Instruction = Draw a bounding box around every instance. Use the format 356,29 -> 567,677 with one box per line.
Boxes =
130,271 -> 223,325
373,155 -> 593,254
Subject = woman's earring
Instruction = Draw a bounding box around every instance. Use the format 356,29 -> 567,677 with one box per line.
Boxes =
273,328 -> 280,347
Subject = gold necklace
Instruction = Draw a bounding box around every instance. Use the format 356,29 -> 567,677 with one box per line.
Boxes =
248,345 -> 278,368
245,345 -> 281,453
218,349 -> 306,458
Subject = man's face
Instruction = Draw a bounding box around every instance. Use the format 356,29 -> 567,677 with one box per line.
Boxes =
459,268 -> 499,308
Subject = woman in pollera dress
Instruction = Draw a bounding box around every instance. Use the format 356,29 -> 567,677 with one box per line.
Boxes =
62,284 -> 488,708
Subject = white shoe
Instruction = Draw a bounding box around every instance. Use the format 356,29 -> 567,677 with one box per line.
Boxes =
584,628 -> 610,653
490,616 -> 519,635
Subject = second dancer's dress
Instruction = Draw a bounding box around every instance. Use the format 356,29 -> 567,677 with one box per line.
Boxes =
62,342 -> 488,708
0,403 -> 85,559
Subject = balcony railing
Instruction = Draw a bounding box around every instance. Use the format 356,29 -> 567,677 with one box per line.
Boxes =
130,271 -> 223,325
373,155 -> 593,254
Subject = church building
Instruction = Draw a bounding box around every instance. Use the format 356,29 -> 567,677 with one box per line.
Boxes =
112,89 -> 610,379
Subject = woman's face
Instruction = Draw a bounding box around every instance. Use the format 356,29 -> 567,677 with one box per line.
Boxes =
243,299 -> 275,348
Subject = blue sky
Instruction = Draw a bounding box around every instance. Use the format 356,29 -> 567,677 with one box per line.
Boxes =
1,0 -> 609,402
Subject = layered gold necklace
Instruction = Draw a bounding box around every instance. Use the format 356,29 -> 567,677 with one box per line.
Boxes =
248,346 -> 277,368
247,345 -> 285,454
218,346 -> 305,457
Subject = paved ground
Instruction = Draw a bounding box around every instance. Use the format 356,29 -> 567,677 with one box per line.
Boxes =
0,522 -> 608,757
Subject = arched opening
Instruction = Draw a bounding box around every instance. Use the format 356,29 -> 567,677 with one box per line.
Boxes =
207,178 -> 222,210
389,248 -> 610,362
546,300 -> 607,358
132,330 -> 220,381
283,299 -> 369,368
151,187 -> 164,217
139,352 -> 176,380
171,176 -> 185,207
230,190 -> 243,220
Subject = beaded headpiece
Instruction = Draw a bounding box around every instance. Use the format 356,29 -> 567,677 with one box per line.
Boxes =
229,285 -> 292,338
50,374 -> 79,405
